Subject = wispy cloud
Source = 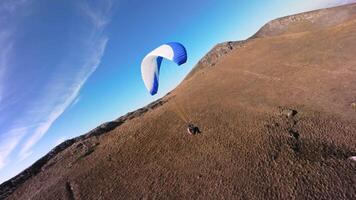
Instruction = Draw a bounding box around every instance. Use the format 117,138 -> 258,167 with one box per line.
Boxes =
0,127 -> 28,170
0,0 -> 114,175
0,2 -> 22,171
0,0 -> 30,13
0,34 -> 12,106
70,95 -> 81,109
19,37 -> 108,159
16,0 -> 114,160
81,0 -> 113,29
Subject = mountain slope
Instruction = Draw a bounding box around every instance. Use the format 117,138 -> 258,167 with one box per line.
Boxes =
2,3 -> 356,200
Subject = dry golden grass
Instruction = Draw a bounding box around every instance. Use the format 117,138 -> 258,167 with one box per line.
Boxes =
2,3 -> 356,200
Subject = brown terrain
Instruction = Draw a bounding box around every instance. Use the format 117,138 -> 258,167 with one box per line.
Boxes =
1,3 -> 356,200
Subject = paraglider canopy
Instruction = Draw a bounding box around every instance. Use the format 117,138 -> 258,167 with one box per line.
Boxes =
141,42 -> 187,95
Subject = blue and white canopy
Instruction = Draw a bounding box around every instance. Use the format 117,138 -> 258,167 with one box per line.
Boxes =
141,42 -> 187,95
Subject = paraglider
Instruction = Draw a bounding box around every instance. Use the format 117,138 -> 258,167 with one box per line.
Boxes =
141,42 -> 201,135
141,42 -> 187,95
187,123 -> 201,135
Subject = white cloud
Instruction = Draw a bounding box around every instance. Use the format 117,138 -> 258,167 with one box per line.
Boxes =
0,0 -> 32,113
81,0 -> 114,29
0,0 -> 114,171
0,32 -> 12,107
19,37 -> 108,160
0,0 -> 30,13
70,95 -> 81,109
0,127 -> 28,170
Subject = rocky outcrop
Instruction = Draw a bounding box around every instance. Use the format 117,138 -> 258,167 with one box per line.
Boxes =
185,41 -> 247,79
251,3 -> 356,38
197,41 -> 246,67
186,3 -> 356,80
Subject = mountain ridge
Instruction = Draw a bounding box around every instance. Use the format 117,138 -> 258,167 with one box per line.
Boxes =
1,3 -> 356,200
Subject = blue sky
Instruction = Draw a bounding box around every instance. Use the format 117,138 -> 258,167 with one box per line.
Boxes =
0,0 -> 354,184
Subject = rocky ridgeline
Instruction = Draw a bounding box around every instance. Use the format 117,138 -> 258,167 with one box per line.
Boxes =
0,98 -> 167,200
251,3 -> 356,38
186,3 -> 356,80
0,36 -> 247,198
2,4 -> 356,199
197,41 -> 246,67
186,41 -> 247,79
